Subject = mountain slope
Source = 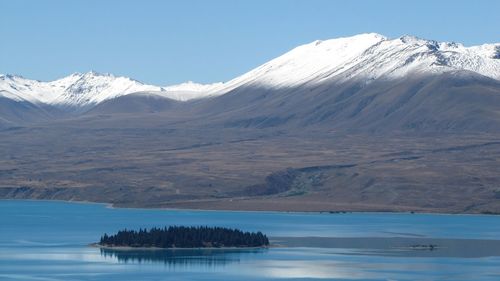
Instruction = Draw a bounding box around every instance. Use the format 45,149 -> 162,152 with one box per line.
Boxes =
1,34 -> 500,133
0,97 -> 52,126
192,70 -> 500,132
207,33 -> 499,95
163,33 -> 497,132
85,92 -> 180,115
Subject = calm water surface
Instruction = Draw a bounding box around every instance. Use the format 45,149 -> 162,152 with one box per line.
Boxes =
1,200 -> 500,280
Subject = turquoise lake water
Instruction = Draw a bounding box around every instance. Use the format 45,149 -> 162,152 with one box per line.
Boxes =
2,200 -> 500,280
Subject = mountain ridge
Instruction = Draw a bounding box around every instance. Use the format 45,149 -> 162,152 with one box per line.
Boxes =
1,33 -> 498,112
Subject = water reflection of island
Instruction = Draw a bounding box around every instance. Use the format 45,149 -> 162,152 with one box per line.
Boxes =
100,247 -> 267,267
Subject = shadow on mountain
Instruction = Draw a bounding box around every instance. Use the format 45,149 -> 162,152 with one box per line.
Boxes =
84,92 -> 180,115
191,71 -> 500,133
2,71 -> 500,133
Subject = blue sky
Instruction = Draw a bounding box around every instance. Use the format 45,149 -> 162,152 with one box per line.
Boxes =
1,0 -> 499,85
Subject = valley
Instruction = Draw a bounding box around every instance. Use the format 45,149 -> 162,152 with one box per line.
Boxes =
1,120 -> 499,213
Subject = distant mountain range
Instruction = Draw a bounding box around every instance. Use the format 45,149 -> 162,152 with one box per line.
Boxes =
1,33 -> 499,114
1,33 -> 500,213
0,72 -> 222,107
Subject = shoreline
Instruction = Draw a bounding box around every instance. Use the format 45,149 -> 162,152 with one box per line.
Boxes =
0,198 -> 498,217
90,243 -> 270,251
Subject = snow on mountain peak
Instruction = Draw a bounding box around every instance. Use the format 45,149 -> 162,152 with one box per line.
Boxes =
399,35 -> 433,45
212,33 -> 500,92
158,81 -> 225,101
1,33 -> 498,109
53,72 -> 162,107
163,81 -> 223,92
0,72 -> 162,106
0,71 -> 225,106
213,33 -> 388,92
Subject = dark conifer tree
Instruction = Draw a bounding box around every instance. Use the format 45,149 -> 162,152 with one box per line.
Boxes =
99,226 -> 269,248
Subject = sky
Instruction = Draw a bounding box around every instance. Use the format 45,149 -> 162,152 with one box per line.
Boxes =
1,0 -> 499,85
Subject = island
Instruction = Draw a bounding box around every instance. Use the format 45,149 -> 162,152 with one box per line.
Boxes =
97,226 -> 270,248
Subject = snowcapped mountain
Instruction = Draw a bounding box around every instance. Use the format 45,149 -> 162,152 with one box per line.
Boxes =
215,33 -> 499,92
1,33 -> 498,113
51,72 -> 164,107
0,72 -> 158,106
0,72 -> 222,108
188,33 -> 500,132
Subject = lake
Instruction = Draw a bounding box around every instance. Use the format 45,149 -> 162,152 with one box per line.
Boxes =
2,200 -> 500,280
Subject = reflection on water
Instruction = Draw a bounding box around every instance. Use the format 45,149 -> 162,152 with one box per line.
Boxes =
100,247 -> 266,268
3,200 -> 500,280
275,236 -> 500,258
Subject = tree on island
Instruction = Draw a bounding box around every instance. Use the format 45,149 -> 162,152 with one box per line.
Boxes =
99,226 -> 269,248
